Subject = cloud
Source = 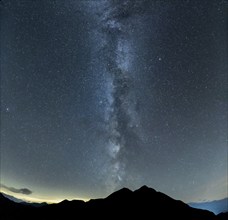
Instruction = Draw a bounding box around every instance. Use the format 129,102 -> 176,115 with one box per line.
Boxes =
0,184 -> 32,195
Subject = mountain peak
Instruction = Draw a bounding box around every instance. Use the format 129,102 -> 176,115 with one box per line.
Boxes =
140,185 -> 149,189
135,185 -> 156,194
106,187 -> 132,200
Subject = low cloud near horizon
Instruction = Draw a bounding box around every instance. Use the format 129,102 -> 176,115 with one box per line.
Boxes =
0,183 -> 32,195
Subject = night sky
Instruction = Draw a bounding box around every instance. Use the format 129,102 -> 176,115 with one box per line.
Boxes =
1,0 -> 227,204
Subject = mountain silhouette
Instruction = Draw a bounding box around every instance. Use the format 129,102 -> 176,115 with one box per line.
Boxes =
189,198 -> 228,214
1,186 -> 226,219
1,192 -> 25,203
1,192 -> 48,207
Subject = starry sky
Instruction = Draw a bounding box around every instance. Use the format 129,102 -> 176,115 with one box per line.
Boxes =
1,0 -> 227,204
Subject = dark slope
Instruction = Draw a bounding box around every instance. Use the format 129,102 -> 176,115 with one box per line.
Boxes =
0,193 -> 35,220
0,186 -> 221,219
217,212 -> 228,220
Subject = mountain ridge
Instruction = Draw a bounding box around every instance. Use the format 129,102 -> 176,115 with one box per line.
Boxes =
1,186 -> 227,220
189,198 -> 228,214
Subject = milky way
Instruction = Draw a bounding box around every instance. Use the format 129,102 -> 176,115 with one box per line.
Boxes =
83,0 -> 146,191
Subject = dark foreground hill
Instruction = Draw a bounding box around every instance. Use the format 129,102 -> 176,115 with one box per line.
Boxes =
0,186 -> 226,219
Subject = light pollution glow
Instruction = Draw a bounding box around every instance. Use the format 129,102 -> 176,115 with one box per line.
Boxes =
0,188 -> 89,204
